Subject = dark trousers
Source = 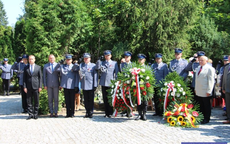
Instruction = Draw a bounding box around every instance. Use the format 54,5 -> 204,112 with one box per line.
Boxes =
83,90 -> 94,114
20,85 -> 28,111
196,96 -> 211,122
137,101 -> 147,114
64,88 -> 75,117
102,86 -> 113,116
27,89 -> 39,117
153,87 -> 162,115
225,93 -> 230,121
2,79 -> 10,92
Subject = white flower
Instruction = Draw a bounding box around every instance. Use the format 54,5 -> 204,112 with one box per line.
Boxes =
163,88 -> 167,92
176,93 -> 180,97
183,91 -> 186,96
119,94 -> 122,97
170,81 -> 174,84
179,88 -> 183,92
129,69 -> 132,72
110,90 -> 114,94
111,85 -> 115,88
140,75 -> 143,78
177,122 -> 181,126
177,83 -> 181,87
126,80 -> 130,84
173,88 -> 176,92
161,88 -> 163,92
164,82 -> 168,86
146,76 -> 150,80
141,69 -> 145,72
140,81 -> 144,84
127,75 -> 130,78
132,76 -> 135,80
171,92 -> 175,96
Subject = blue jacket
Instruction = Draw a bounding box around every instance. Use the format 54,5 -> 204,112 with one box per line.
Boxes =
169,59 -> 188,80
151,62 -> 169,84
0,64 -> 13,80
43,62 -> 60,88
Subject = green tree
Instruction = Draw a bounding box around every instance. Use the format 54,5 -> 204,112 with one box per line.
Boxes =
0,0 -> 8,26
25,0 -> 91,65
13,19 -> 27,57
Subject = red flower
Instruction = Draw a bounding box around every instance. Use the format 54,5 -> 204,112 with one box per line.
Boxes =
192,111 -> 199,117
146,83 -> 151,88
159,99 -> 162,102
133,89 -> 136,93
123,83 -> 127,86
181,106 -> 185,112
126,87 -> 130,90
134,94 -> 137,97
187,104 -> 194,109
140,87 -> 144,90
183,113 -> 187,117
126,91 -> 129,95
142,91 -> 147,96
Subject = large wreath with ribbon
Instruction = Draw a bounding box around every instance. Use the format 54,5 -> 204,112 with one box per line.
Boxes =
107,62 -> 155,117
164,102 -> 203,128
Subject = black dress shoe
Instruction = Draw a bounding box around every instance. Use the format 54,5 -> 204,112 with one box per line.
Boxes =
201,120 -> 209,124
26,115 -> 33,120
22,110 -> 27,113
152,113 -> 158,116
142,114 -> 147,121
34,115 -> 38,120
104,115 -> 107,118
84,113 -> 89,118
107,115 -> 112,118
88,114 -> 93,118
125,113 -> 132,117
135,115 -> 142,120
65,115 -> 70,118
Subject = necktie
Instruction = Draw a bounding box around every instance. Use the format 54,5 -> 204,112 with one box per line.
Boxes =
30,65 -> 33,74
198,66 -> 202,75
51,63 -> 54,72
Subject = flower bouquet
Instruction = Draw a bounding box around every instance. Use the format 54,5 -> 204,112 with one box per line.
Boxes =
158,72 -> 193,113
164,102 -> 203,128
107,62 -> 155,117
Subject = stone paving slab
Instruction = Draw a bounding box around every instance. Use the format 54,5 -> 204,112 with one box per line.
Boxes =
0,95 -> 230,144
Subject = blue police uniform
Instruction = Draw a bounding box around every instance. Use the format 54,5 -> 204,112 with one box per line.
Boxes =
55,55 -> 79,117
151,53 -> 169,116
78,53 -> 98,118
120,51 -> 132,72
219,55 -> 229,99
43,61 -> 60,116
169,48 -> 188,80
97,50 -> 119,117
135,54 -> 149,121
0,58 -> 13,95
12,54 -> 29,112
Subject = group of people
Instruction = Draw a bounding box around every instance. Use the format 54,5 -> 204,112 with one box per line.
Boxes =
0,48 -> 229,124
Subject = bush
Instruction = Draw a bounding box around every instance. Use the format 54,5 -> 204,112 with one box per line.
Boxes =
39,89 -> 65,115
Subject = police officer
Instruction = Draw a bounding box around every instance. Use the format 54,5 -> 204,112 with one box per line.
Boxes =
120,51 -> 132,72
56,55 -> 79,118
151,53 -> 169,116
15,54 -> 29,113
78,53 -> 98,118
43,54 -> 60,117
11,56 -> 23,92
0,58 -> 13,96
135,54 -> 148,121
185,53 -> 200,95
169,48 -> 188,80
97,50 -> 119,118
219,55 -> 229,115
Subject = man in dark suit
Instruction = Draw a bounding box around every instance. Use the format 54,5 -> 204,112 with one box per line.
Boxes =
23,55 -> 42,120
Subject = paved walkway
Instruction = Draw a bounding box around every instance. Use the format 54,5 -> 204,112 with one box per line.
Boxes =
0,95 -> 230,144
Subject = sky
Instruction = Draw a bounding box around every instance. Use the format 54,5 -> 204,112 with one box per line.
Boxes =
2,0 -> 25,26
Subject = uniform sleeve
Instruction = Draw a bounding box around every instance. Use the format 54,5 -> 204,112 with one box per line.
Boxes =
43,65 -> 47,87
207,67 -> 215,94
10,66 -> 13,78
114,62 -> 119,79
181,60 -> 189,80
23,67 -> 27,88
184,62 -> 193,72
222,66 -> 228,91
38,66 -> 43,88
94,65 -> 98,88
96,60 -> 101,70
72,63 -> 79,72
75,70 -> 80,88
163,64 -> 169,79
54,63 -> 61,72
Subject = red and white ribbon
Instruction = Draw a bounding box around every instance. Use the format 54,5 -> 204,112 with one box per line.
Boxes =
113,109 -> 118,117
163,82 -> 175,113
112,81 -> 120,107
121,87 -> 134,116
131,68 -> 141,105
